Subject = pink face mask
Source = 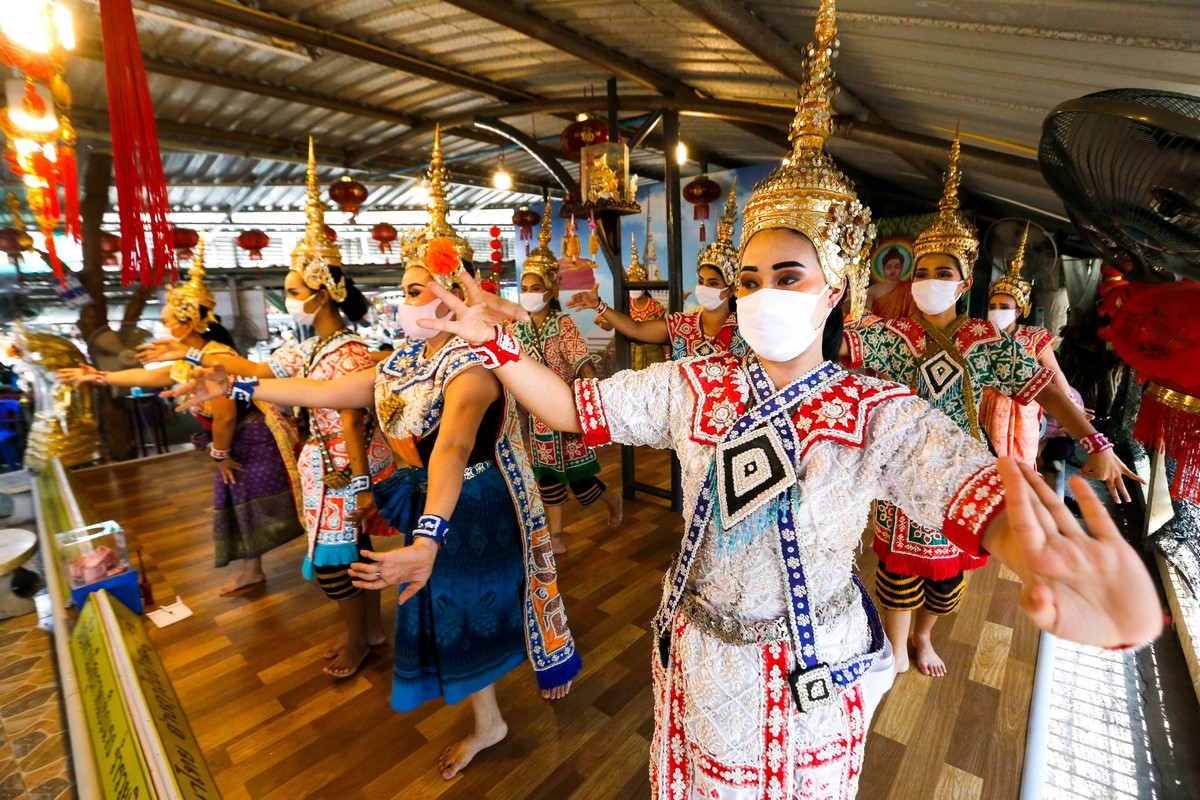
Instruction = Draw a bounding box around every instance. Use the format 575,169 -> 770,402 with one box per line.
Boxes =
395,299 -> 452,340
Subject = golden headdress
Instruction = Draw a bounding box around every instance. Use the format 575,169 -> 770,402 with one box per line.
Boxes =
697,178 -> 739,286
625,234 -> 647,283
988,221 -> 1033,316
521,201 -> 558,286
404,125 -> 474,288
165,234 -> 216,333
291,137 -> 347,302
739,0 -> 875,321
913,122 -> 979,273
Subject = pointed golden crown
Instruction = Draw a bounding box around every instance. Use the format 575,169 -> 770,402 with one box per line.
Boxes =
988,221 -> 1033,316
290,137 -> 347,302
404,126 -> 474,287
626,233 -> 647,283
166,233 -> 216,333
740,0 -> 876,321
697,178 -> 739,285
522,200 -> 558,286
913,122 -> 979,273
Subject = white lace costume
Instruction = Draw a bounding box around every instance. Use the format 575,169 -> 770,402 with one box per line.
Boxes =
573,354 -> 1007,800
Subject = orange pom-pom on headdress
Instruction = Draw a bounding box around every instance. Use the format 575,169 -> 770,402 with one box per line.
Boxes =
423,238 -> 461,276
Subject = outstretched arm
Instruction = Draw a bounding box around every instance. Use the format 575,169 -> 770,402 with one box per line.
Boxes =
57,364 -> 175,389
137,340 -> 275,379
166,364 -> 376,412
565,286 -> 669,345
1034,382 -> 1141,503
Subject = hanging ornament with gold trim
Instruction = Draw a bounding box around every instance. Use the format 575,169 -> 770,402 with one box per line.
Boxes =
562,213 -> 580,265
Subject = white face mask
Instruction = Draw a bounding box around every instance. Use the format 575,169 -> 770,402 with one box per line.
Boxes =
519,292 -> 549,314
736,286 -> 829,363
988,308 -> 1018,330
285,296 -> 318,326
910,279 -> 963,315
395,299 -> 452,340
694,284 -> 727,311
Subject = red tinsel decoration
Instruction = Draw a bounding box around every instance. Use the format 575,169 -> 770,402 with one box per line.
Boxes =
98,0 -> 175,287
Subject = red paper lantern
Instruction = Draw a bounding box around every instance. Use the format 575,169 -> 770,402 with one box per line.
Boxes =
172,227 -> 199,260
235,229 -> 270,261
512,206 -> 540,256
480,278 -> 499,294
100,231 -> 121,266
560,118 -> 609,161
323,224 -> 338,242
371,222 -> 398,261
683,176 -> 722,242
489,225 -> 501,238
328,176 -> 368,223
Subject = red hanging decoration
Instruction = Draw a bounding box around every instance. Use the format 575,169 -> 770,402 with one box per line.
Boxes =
328,176 -> 368,223
0,228 -> 32,266
559,117 -> 609,161
172,226 -> 199,260
488,225 -> 504,276
371,222 -> 398,262
323,224 -> 338,242
98,0 -> 175,287
1102,279 -> 1200,502
683,175 -> 722,242
235,229 -> 270,261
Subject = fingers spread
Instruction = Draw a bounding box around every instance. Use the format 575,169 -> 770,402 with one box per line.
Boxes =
997,457 -> 1047,554
1068,476 -> 1124,543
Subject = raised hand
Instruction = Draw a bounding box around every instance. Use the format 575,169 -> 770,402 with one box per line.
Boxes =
137,339 -> 187,365
349,539 -> 438,604
1079,449 -> 1144,504
423,270 -> 527,344
990,458 -> 1162,649
565,285 -> 600,312
56,365 -> 101,385
162,364 -> 232,412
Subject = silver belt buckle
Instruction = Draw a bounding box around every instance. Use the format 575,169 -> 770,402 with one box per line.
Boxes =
790,663 -> 836,713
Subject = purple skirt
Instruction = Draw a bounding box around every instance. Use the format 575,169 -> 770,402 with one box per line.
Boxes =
194,409 -> 303,567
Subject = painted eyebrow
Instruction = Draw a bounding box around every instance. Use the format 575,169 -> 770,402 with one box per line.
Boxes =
740,261 -> 813,273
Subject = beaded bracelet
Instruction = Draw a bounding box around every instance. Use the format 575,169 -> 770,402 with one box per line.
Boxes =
94,371 -> 109,385
412,514 -> 450,547
184,347 -> 205,367
595,300 -> 609,316
470,325 -> 521,370
1080,432 -> 1114,455
348,475 -> 371,495
210,446 -> 230,461
227,376 -> 260,403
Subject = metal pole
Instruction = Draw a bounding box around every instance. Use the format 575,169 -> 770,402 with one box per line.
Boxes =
662,109 -> 684,512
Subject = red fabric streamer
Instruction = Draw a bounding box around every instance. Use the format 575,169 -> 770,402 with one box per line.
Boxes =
1134,393 -> 1200,503
98,0 -> 175,287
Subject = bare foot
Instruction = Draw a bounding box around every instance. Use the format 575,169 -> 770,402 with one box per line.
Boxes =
324,632 -> 388,660
911,633 -> 946,677
551,533 -> 567,555
541,680 -> 573,701
893,645 -> 911,675
438,720 -> 508,780
323,640 -> 370,679
602,492 -> 623,528
217,571 -> 265,596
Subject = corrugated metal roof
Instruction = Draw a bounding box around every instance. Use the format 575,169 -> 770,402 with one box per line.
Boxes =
9,0 -> 1200,238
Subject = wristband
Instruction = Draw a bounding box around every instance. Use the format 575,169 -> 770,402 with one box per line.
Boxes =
470,325 -> 521,370
184,347 -> 205,367
1080,432 -> 1114,455
227,376 -> 259,403
595,300 -> 609,316
210,446 -> 230,461
348,475 -> 370,495
412,514 -> 449,547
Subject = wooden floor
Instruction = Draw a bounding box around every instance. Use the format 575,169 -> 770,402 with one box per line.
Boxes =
73,446 -> 1036,800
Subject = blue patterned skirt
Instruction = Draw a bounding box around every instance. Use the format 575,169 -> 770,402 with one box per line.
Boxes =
372,462 -> 527,712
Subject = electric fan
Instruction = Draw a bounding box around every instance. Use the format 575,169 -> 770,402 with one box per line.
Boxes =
1039,88 -> 1200,282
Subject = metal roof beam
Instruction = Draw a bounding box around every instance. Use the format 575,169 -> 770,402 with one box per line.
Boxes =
438,0 -> 699,97
471,117 -> 578,196
140,0 -> 536,104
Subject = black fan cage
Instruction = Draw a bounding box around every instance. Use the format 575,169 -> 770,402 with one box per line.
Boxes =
1039,88 -> 1200,282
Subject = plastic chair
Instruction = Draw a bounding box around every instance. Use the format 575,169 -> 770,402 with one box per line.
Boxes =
0,399 -> 23,472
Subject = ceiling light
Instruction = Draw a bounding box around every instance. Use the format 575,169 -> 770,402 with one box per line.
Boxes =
492,154 -> 513,191
675,142 -> 688,166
